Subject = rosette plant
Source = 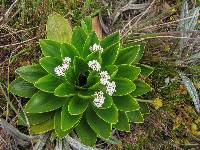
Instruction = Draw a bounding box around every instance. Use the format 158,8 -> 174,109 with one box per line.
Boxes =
9,15 -> 153,146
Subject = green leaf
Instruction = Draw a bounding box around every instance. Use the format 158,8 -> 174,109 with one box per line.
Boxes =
83,32 -> 99,57
75,117 -> 97,146
94,104 -> 118,124
81,16 -> 92,33
25,91 -> 68,113
39,57 -> 63,76
98,93 -> 113,109
16,64 -> 47,83
137,64 -> 154,77
133,44 -> 145,64
17,112 -> 54,126
73,56 -> 88,77
30,118 -> 54,134
126,110 -> 144,123
86,51 -> 102,64
85,72 -> 99,88
65,67 -> 76,85
68,96 -> 89,115
113,78 -> 136,96
104,65 -> 118,78
55,110 -> 70,137
9,78 -> 37,98
71,27 -> 87,57
115,45 -> 140,65
86,108 -> 111,139
101,43 -> 119,66
113,111 -> 130,132
34,74 -> 62,93
78,90 -> 93,99
104,135 -> 122,145
122,44 -> 144,64
100,32 -> 120,49
54,83 -> 76,97
139,102 -> 150,115
61,105 -> 81,131
47,13 -> 72,43
113,94 -> 139,112
39,39 -> 61,58
60,43 -> 79,60
116,65 -> 141,80
131,80 -> 152,97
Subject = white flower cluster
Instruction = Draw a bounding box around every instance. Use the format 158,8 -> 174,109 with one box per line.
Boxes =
54,57 -> 71,76
88,60 -> 101,72
88,43 -> 116,107
89,43 -> 104,53
93,91 -> 105,108
100,71 -> 116,96
100,71 -> 110,85
106,81 -> 116,96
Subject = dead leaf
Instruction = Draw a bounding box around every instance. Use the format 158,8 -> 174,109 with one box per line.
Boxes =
92,16 -> 102,39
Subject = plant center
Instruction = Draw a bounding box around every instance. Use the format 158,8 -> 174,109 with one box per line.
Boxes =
77,73 -> 88,87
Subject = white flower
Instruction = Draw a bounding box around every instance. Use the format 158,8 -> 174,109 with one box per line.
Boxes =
89,43 -> 104,53
54,57 -> 71,76
93,91 -> 105,108
100,71 -> 110,85
54,65 -> 65,76
88,60 -> 101,71
63,57 -> 71,65
106,81 -> 116,96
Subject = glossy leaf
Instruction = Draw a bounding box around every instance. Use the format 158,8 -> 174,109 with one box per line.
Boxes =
54,83 -> 76,97
81,16 -> 92,33
25,91 -> 68,113
113,78 -> 136,96
83,32 -> 99,57
16,64 -> 47,83
131,80 -> 152,97
101,43 -> 119,66
98,93 -> 113,109
61,105 -> 81,131
104,65 -> 118,78
55,110 -> 70,137
137,64 -> 154,77
86,51 -> 102,64
17,112 -> 54,126
68,96 -> 89,115
86,108 -> 111,139
139,102 -> 150,115
34,74 -> 62,93
71,27 -> 87,56
9,78 -> 37,98
94,104 -> 118,124
60,43 -> 79,59
85,72 -> 99,88
30,118 -> 54,134
113,111 -> 130,132
115,45 -> 140,65
126,110 -> 144,123
116,65 -> 141,80
113,94 -> 139,112
100,32 -> 120,49
75,118 -> 97,146
133,44 -> 145,64
39,57 -> 62,76
78,89 -> 94,99
73,56 -> 88,76
39,39 -> 61,58
65,67 -> 76,85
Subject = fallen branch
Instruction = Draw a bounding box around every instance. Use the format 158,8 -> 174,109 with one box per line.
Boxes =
0,118 -> 32,141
